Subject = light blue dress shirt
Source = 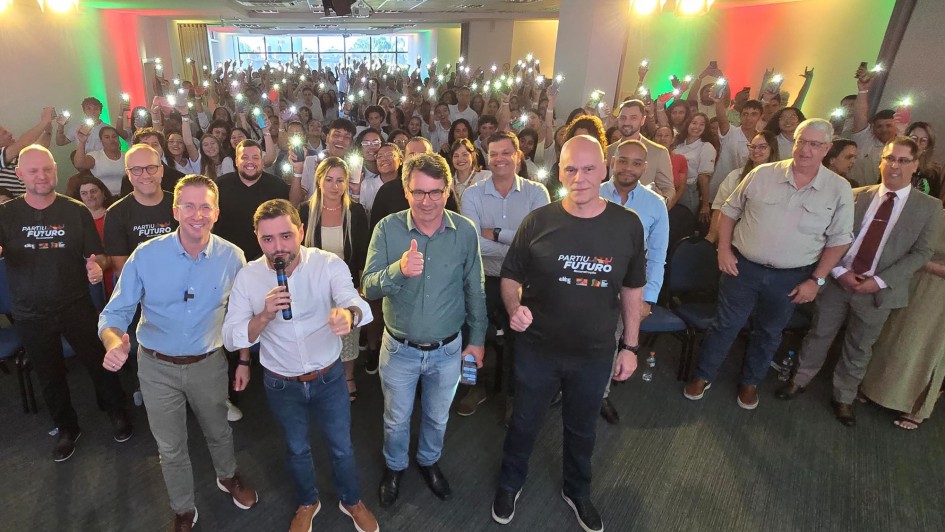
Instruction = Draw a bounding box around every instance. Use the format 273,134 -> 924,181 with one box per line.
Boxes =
599,180 -> 669,303
99,231 -> 246,356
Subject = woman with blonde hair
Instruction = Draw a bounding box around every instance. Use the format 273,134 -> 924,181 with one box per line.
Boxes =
299,157 -> 370,400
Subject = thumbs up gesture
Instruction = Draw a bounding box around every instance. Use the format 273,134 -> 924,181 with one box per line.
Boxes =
86,254 -> 104,284
103,333 -> 131,372
400,238 -> 424,278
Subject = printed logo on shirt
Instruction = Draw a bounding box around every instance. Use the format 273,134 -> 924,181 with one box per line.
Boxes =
133,222 -> 174,239
22,224 -> 66,239
558,276 -> 572,285
558,255 -> 614,274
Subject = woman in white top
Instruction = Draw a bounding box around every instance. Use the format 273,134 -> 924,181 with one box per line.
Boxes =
199,134 -> 235,180
764,106 -> 806,159
166,126 -> 201,175
449,138 -> 491,209
671,112 -> 719,223
299,157 -> 370,401
706,130 -> 781,243
72,126 -> 125,195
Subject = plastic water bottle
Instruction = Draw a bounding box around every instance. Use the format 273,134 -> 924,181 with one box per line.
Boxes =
778,351 -> 796,381
641,351 -> 656,382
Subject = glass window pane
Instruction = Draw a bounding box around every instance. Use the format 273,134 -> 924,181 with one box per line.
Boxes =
266,36 -> 293,55
299,37 -> 319,53
371,36 -> 395,52
237,36 -> 265,55
320,36 -> 344,53
396,36 -> 408,51
320,52 -> 345,69
347,36 -> 371,53
373,53 -> 396,66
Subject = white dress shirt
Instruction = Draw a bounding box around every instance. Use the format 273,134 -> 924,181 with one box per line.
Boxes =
222,246 -> 373,375
831,184 -> 911,288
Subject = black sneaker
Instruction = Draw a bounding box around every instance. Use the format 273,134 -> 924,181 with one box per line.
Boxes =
561,490 -> 603,532
53,428 -> 82,462
491,488 -> 521,525
364,349 -> 379,375
110,409 -> 134,443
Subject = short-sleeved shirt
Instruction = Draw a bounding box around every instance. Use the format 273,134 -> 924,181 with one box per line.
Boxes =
850,126 -> 884,186
501,202 -> 647,356
0,195 -> 103,319
66,121 -> 106,153
673,139 -> 717,185
0,146 -> 25,196
214,171 -> 290,261
721,160 -> 854,268
88,150 -> 127,195
449,105 -> 479,132
103,193 -> 177,256
710,125 -> 751,201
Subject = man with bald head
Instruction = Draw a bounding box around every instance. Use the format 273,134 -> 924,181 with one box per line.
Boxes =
0,145 -> 131,462
491,135 -> 646,531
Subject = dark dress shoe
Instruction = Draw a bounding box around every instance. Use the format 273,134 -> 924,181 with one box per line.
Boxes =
599,398 -> 620,425
53,428 -> 82,462
417,462 -> 452,501
378,467 -> 404,508
775,381 -> 806,400
110,409 -> 134,443
831,400 -> 856,426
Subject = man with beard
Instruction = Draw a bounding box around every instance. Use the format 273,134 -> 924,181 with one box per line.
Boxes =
597,139 -> 669,424
605,100 -> 675,201
215,139 -> 290,261
291,118 -> 357,205
223,199 -> 379,532
100,175 -> 257,531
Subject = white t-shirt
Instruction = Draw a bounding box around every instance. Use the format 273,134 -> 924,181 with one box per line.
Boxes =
673,139 -> 716,185
173,156 -> 201,176
66,120 -> 106,153
358,168 -> 384,215
709,125 -> 750,201
88,150 -> 126,195
449,104 -> 479,132
429,122 -> 450,153
712,168 -> 743,210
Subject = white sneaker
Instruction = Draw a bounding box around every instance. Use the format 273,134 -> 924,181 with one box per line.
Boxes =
226,400 -> 243,422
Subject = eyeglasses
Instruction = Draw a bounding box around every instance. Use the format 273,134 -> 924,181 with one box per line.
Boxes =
746,143 -> 769,151
361,139 -> 382,147
127,165 -> 161,176
882,155 -> 915,165
408,188 -> 445,201
794,139 -> 829,150
176,203 -> 216,216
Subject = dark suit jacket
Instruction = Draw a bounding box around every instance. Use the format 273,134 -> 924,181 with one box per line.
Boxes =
851,185 -> 943,309
298,201 -> 370,289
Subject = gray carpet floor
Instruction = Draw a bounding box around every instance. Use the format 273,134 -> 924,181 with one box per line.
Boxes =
1,335 -> 943,532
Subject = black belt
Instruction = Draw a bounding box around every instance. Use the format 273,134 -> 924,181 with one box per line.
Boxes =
386,328 -> 459,351
734,248 -> 814,272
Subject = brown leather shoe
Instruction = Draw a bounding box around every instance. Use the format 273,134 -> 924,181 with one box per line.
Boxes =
683,378 -> 712,400
775,380 -> 806,400
339,500 -> 379,532
289,501 -> 321,532
737,385 -> 759,410
217,472 -> 258,509
173,507 -> 197,532
831,400 -> 856,426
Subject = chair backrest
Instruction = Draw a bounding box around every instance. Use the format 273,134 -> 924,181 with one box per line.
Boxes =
667,236 -> 719,295
0,259 -> 14,315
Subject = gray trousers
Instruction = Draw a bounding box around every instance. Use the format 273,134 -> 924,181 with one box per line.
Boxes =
793,279 -> 892,404
138,347 -> 238,514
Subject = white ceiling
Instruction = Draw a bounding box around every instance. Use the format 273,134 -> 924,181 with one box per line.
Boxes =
87,0 -> 803,33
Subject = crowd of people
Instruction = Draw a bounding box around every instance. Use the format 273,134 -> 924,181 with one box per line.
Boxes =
0,52 -> 944,532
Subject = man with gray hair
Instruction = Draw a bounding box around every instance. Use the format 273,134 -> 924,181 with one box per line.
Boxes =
362,152 -> 486,509
683,119 -> 855,410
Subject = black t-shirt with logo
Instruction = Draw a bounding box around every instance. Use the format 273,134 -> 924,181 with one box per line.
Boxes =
0,194 -> 103,319
213,171 -> 290,261
103,193 -> 178,256
501,201 -> 646,356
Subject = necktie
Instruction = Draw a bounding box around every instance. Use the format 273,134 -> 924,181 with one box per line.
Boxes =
851,192 -> 896,275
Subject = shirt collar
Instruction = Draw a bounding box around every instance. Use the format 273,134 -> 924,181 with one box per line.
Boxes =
406,210 -> 455,235
878,183 -> 911,202
173,229 -> 214,260
785,161 -> 827,190
484,175 -> 523,197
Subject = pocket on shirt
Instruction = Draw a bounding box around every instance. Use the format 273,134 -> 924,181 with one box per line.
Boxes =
798,202 -> 834,235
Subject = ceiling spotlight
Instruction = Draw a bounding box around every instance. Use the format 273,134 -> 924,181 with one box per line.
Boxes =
676,0 -> 714,16
629,0 -> 666,16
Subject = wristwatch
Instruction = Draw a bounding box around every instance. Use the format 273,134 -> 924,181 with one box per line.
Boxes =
346,306 -> 363,328
493,228 -> 501,242
237,359 -> 251,367
811,275 -> 826,287
618,340 -> 639,353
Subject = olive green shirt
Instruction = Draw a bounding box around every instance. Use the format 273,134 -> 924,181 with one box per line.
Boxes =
362,210 -> 487,346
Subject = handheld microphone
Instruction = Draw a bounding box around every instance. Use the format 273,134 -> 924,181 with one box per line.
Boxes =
273,258 -> 293,320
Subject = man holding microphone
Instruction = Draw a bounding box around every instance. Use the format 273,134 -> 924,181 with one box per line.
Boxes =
222,199 -> 379,532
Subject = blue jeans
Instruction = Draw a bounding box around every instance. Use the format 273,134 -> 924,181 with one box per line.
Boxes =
263,361 -> 361,506
379,331 -> 462,471
499,340 -> 613,498
695,254 -> 812,386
